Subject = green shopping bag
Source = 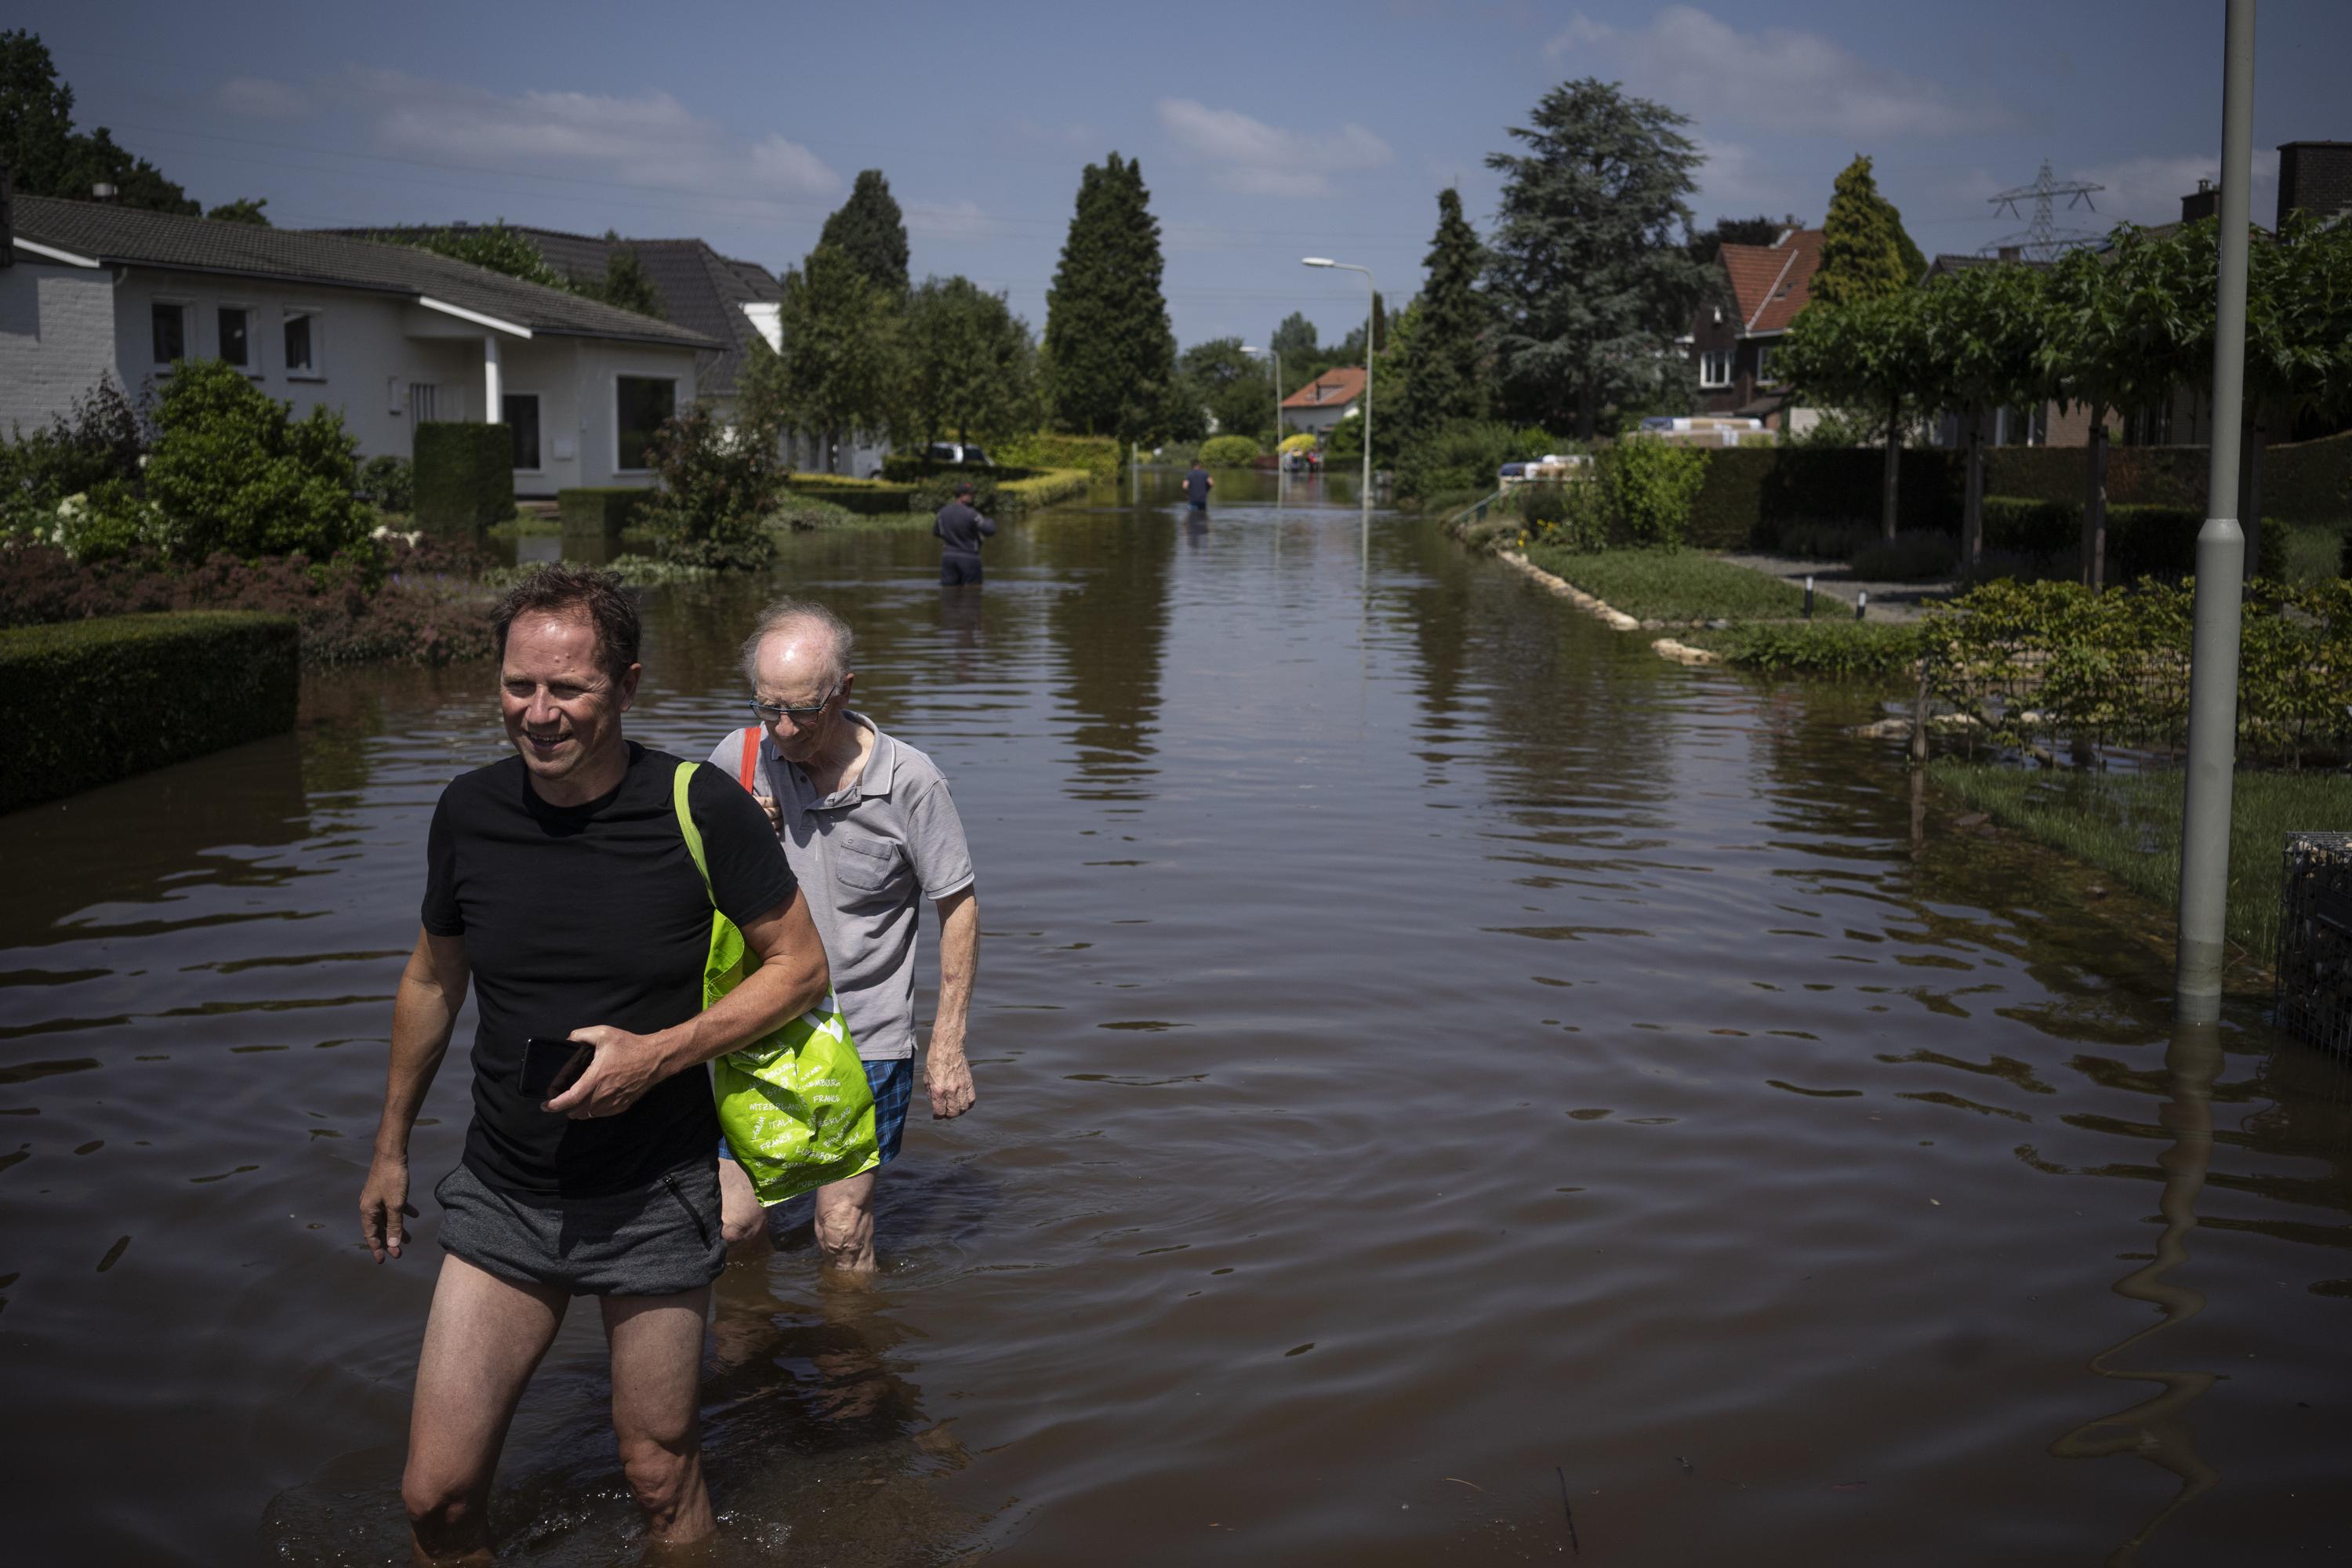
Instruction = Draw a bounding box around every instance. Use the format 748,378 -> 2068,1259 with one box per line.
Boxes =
671,761 -> 878,1204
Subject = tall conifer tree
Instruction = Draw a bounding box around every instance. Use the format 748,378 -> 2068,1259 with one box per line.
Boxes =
1396,187 -> 1491,445
818,169 -> 910,295
1815,156 -> 1911,306
1042,152 -> 1177,441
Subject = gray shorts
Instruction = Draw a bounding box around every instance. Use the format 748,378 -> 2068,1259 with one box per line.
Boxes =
434,1160 -> 724,1298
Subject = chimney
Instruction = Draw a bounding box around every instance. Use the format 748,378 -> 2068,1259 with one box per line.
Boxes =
0,163 -> 13,269
90,180 -> 118,202
2277,140 -> 2352,228
2180,177 -> 2219,224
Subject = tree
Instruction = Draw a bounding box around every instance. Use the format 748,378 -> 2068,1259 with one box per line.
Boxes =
2,31 -> 197,213
579,231 -> 664,318
906,275 -> 1037,445
1780,287 -> 1932,540
1484,79 -> 1717,439
1042,152 -> 1178,442
205,196 -> 270,227
819,169 -> 909,296
1814,156 -> 1912,307
1394,188 -> 1491,448
372,223 -> 572,291
1270,311 -> 1319,390
1175,337 -> 1272,443
738,242 -> 906,474
1686,214 -> 1790,267
1918,262 -> 2050,574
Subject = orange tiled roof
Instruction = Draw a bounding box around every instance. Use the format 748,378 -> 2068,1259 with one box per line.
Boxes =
1282,365 -> 1367,409
1718,228 -> 1824,336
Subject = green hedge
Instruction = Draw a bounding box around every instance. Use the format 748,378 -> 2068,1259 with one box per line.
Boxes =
558,486 -> 650,543
877,457 -> 1041,485
1978,496 -> 2288,579
0,612 -> 299,813
782,475 -> 922,516
991,432 -> 1123,474
414,423 -> 515,538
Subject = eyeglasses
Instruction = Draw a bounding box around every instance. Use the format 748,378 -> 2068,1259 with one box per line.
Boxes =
747,683 -> 840,724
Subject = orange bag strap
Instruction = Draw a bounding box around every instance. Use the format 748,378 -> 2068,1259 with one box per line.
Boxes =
737,726 -> 761,793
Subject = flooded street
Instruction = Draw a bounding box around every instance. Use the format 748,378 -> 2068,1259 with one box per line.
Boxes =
2,471 -> 2345,1565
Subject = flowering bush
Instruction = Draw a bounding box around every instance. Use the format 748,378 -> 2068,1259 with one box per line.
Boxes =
635,407 -> 782,570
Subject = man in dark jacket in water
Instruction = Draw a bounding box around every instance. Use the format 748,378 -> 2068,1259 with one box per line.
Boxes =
932,481 -> 996,586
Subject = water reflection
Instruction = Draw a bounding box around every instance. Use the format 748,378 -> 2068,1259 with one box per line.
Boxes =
2049,1019 -> 2222,1566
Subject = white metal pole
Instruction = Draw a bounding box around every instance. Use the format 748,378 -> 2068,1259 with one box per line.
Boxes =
2176,0 -> 2256,1022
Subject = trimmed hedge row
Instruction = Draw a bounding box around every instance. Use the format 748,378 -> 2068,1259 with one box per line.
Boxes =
782,475 -> 924,516
990,432 -> 1123,475
1976,497 -> 2288,579
1685,430 -> 2352,550
877,457 -> 1043,484
414,423 -> 514,539
0,612 -> 299,813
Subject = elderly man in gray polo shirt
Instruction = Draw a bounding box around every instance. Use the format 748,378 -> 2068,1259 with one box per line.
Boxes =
708,597 -> 978,1273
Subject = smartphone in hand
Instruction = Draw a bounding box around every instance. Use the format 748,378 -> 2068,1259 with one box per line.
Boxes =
519,1035 -> 593,1102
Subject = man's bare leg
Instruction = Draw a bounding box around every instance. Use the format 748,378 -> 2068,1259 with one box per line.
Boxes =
811,1169 -> 880,1276
716,1156 -> 771,1259
403,1254 -> 568,1562
604,1288 -> 717,1544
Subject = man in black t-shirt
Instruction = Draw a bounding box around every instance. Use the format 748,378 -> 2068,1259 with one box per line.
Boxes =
357,565 -> 829,1558
931,479 -> 996,586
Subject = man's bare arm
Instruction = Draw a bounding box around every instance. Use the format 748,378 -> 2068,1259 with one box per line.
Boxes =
547,890 -> 829,1120
926,887 -> 978,1119
360,927 -> 470,1262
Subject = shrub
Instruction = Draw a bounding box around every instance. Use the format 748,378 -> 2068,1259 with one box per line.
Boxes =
877,456 -> 1041,484
785,475 -> 922,515
412,423 -> 515,538
357,454 -> 414,513
1601,437 -> 1709,550
633,407 -> 784,570
1977,495 -> 2287,581
0,376 -> 149,535
772,495 -> 861,532
908,470 -> 1000,517
136,360 -> 374,560
992,431 -> 1122,474
1705,619 -> 1924,680
1392,419 -> 1566,499
50,480 -> 170,561
558,487 -> 650,543
0,611 -> 299,812
1199,434 -> 1261,467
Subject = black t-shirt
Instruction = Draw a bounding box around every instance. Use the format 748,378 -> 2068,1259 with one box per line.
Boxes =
1183,468 -> 1211,505
421,743 -> 797,1198
932,500 -> 996,555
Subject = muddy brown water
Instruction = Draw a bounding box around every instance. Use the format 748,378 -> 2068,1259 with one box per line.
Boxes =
2,471 -> 2346,1566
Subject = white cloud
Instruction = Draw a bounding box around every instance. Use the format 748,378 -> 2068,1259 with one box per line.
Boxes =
2069,150 -> 2280,228
904,199 -> 1003,242
1156,98 -> 1392,198
347,71 -> 840,204
216,75 -> 310,119
1544,6 -> 2011,140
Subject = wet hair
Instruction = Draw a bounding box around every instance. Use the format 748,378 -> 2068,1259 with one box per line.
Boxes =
492,564 -> 641,687
739,596 -> 856,688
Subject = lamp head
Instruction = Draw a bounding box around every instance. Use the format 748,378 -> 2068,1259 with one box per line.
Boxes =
1301,257 -> 1335,268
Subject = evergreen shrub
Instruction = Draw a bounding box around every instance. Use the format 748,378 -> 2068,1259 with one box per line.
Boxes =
1199,434 -> 1261,467
992,432 -> 1122,474
412,423 -> 515,538
357,455 -> 414,513
0,611 -> 299,812
635,407 -> 782,570
1603,437 -> 1709,549
146,359 -> 376,558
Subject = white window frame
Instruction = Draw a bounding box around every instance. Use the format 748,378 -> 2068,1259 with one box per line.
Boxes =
612,373 -> 679,475
503,391 -> 545,474
283,308 -> 325,380
150,296 -> 193,372
215,302 -> 260,376
1698,347 -> 1733,390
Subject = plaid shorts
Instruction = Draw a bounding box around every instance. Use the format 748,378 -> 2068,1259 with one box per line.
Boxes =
719,1056 -> 914,1174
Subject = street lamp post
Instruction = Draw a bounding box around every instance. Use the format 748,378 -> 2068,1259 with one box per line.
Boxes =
1243,343 -> 1283,470
1303,257 -> 1374,530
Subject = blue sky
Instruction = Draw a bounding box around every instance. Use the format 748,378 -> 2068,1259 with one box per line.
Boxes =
22,1 -> 2352,350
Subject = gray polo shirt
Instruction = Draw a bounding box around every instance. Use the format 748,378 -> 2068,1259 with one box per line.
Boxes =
708,714 -> 974,1062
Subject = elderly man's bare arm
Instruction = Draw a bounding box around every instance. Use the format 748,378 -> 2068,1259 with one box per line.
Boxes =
927,887 -> 978,1119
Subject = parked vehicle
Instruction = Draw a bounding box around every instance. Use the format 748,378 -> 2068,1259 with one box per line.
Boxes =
923,442 -> 993,467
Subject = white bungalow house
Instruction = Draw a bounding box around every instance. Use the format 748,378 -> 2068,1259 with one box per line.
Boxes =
2,189 -> 717,495
1281,366 -> 1365,442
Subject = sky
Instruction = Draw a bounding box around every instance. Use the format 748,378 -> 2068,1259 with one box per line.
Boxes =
20,0 -> 2352,353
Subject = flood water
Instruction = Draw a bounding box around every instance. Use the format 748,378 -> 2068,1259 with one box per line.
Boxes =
2,471 -> 2347,1566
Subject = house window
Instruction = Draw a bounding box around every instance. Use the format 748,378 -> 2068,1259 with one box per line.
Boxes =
1755,346 -> 1782,387
615,376 -> 676,471
503,394 -> 542,470
1699,348 -> 1732,389
408,383 -> 439,425
218,307 -> 252,369
284,311 -> 320,376
151,301 -> 187,366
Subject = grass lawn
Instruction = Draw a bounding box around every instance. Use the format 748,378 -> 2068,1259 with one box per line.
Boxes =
1520,545 -> 1809,621
1927,760 -> 2351,964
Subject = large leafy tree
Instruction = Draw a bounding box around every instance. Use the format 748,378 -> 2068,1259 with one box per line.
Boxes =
1269,311 -> 1319,394
576,230 -> 664,319
906,274 -> 1037,445
205,196 -> 270,227
1175,337 -> 1273,443
1484,78 -> 1717,438
739,242 -> 906,473
1687,214 -> 1789,267
1918,262 -> 2050,574
1394,188 -> 1491,449
1814,156 -> 1914,306
2,30 -> 206,214
818,169 -> 909,296
1042,152 -> 1178,442
370,223 -> 573,291
1780,287 -> 1933,540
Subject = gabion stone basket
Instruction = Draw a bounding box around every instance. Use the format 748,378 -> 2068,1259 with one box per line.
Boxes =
2277,832 -> 2352,1057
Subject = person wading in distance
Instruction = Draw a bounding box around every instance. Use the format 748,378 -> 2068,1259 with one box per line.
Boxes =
932,480 -> 996,587
358,565 -> 829,1558
710,597 -> 980,1273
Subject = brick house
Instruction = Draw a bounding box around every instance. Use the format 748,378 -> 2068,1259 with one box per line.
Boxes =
1686,226 -> 1820,430
1281,366 -> 1366,441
